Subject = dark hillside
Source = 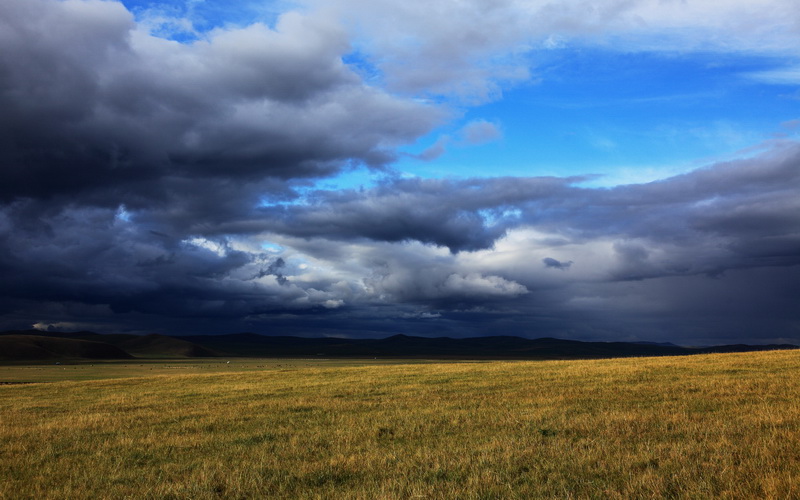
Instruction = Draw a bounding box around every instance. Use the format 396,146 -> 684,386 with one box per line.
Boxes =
0,335 -> 132,360
116,334 -> 220,358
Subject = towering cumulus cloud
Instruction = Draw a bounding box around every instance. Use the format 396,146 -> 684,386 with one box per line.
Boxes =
0,0 -> 798,345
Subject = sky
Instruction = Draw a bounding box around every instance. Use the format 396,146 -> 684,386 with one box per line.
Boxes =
1,0 -> 798,345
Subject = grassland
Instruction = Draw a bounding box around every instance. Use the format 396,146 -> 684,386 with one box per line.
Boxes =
1,351 -> 799,499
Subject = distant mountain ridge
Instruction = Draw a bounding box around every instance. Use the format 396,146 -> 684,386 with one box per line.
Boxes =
0,330 -> 796,361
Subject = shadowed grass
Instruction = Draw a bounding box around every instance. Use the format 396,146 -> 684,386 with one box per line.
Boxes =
1,351 -> 799,498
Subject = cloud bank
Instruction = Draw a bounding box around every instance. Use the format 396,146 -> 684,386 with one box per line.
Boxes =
0,0 -> 798,345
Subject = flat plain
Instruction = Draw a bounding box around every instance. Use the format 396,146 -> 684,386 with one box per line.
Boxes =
1,351 -> 799,499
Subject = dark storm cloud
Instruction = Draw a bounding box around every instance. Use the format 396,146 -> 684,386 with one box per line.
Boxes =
0,0 -> 441,204
0,0 -> 442,331
240,142 -> 798,343
1,141 -> 798,341
0,201 -> 363,337
257,176 -> 577,251
592,143 -> 800,274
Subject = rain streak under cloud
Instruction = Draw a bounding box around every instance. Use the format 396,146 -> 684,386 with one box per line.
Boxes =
1,0 -> 799,345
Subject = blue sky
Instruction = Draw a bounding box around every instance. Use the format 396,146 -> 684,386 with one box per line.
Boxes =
1,0 -> 799,344
431,53 -> 796,189
399,50 -> 797,184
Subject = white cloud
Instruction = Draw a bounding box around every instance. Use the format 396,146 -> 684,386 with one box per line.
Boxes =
746,66 -> 800,85
297,0 -> 800,103
184,237 -> 227,256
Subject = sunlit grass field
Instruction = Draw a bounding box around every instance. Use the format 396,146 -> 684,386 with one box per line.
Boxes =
2,351 -> 799,499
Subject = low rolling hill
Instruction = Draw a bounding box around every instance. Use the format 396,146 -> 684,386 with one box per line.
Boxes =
0,331 -> 215,360
0,335 -> 132,361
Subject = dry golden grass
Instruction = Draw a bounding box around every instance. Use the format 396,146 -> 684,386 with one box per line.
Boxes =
1,351 -> 799,499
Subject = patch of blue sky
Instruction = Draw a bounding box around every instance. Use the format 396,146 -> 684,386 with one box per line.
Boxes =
114,204 -> 132,222
260,242 -> 284,253
478,208 -> 522,227
342,49 -> 383,85
256,193 -> 308,209
392,48 -> 799,186
309,166 -> 392,192
119,0 -> 288,41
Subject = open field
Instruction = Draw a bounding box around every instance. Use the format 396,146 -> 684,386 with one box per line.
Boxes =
2,351 -> 799,499
0,358 -> 437,384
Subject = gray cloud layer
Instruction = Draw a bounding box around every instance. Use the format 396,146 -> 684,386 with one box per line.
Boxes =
1,0 -> 441,204
0,0 -> 798,345
3,140 -> 797,343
